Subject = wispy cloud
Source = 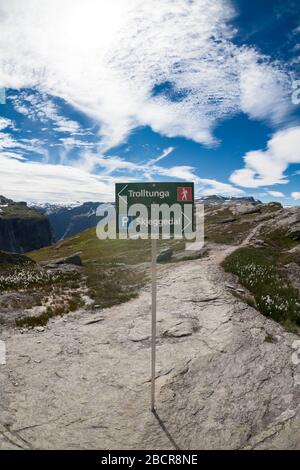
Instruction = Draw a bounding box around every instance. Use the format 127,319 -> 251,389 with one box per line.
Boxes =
0,143 -> 242,202
10,91 -> 88,135
0,0 -> 292,151
147,147 -> 175,165
197,179 -> 244,197
267,191 -> 285,198
0,128 -> 48,158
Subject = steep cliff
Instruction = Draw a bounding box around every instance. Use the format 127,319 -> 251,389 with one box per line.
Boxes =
0,196 -> 53,253
34,201 -> 104,240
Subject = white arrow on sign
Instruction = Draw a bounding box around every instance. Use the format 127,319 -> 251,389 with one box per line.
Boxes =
117,184 -> 128,205
182,210 -> 192,230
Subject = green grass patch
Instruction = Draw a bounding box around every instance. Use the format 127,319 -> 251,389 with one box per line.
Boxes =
223,245 -> 300,329
29,228 -> 184,309
205,220 -> 253,245
15,294 -> 84,327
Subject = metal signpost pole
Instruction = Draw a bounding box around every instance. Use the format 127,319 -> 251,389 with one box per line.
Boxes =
151,238 -> 157,412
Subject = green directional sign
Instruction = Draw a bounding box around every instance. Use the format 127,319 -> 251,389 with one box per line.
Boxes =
115,182 -> 194,238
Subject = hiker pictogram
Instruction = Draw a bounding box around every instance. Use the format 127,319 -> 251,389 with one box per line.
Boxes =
177,186 -> 192,202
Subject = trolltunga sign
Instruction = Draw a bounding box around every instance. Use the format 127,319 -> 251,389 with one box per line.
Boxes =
115,182 -> 195,238
115,182 -> 195,412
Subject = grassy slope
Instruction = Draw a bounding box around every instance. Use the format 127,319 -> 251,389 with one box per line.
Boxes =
29,228 -> 184,308
223,229 -> 300,331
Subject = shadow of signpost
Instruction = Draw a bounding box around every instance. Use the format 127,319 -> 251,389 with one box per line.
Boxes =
153,410 -> 181,450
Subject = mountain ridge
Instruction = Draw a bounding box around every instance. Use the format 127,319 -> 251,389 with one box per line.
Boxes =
196,194 -> 262,205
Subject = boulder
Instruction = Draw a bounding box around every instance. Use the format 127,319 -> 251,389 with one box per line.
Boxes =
283,262 -> 300,290
251,239 -> 267,248
287,245 -> 300,254
157,248 -> 173,263
287,224 -> 300,241
172,247 -> 208,261
231,204 -> 261,216
43,253 -> 82,267
0,250 -> 35,265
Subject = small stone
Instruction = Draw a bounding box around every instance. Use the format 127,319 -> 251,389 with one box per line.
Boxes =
157,248 -> 173,263
225,284 -> 235,290
84,317 -> 104,325
218,217 -> 237,224
254,239 -> 265,246
34,326 -> 45,332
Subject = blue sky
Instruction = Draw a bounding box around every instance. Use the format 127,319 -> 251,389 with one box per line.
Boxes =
0,0 -> 300,204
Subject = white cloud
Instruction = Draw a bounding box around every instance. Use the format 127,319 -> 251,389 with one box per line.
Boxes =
59,138 -> 95,148
267,191 -> 285,198
0,117 -> 15,131
291,192 -> 300,201
0,152 -> 115,203
238,49 -> 291,125
0,151 -> 26,161
230,127 -> 300,188
53,118 -> 81,134
0,0 -> 292,150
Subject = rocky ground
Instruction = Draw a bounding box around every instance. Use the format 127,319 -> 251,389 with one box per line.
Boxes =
1,239 -> 300,449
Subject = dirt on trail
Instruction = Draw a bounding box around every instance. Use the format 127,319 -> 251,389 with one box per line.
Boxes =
0,242 -> 300,450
